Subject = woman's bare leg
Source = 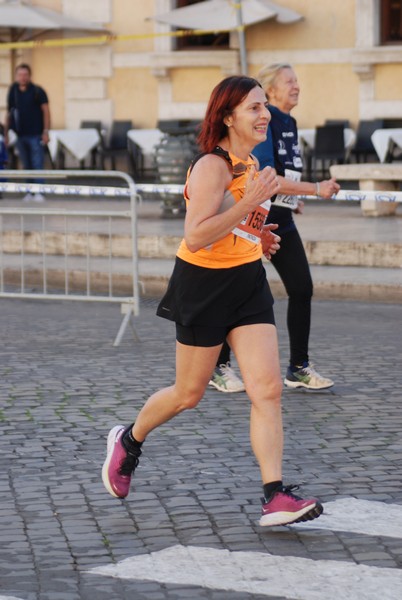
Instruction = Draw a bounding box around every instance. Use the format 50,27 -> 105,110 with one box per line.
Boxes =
228,323 -> 283,484
132,341 -> 222,442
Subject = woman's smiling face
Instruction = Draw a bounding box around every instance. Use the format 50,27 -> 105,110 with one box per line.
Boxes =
226,85 -> 271,149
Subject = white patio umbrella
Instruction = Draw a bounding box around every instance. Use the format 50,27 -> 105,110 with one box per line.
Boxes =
0,0 -> 107,73
151,0 -> 302,74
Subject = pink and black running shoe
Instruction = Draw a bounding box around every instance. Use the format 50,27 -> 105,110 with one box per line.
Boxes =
259,484 -> 323,527
102,425 -> 141,498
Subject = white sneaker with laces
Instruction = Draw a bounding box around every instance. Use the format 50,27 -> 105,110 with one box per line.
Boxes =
32,193 -> 45,202
284,362 -> 334,390
209,362 -> 245,393
23,193 -> 34,202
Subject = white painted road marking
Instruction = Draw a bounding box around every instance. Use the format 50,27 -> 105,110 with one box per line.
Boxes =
87,498 -> 402,599
88,544 -> 402,600
294,497 -> 402,538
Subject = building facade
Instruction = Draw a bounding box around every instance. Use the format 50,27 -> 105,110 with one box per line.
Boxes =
1,0 -> 402,130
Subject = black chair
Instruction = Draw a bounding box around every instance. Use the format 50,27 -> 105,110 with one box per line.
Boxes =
325,119 -> 350,129
186,119 -> 202,133
350,119 -> 383,163
1,123 -> 18,169
80,120 -> 103,169
80,120 -> 102,131
312,124 -> 346,178
157,119 -> 201,136
99,120 -> 133,170
377,119 -> 402,161
127,136 -> 155,182
157,119 -> 182,135
382,118 -> 402,129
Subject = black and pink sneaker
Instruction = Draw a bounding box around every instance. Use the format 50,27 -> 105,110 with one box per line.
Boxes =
259,484 -> 323,527
102,425 -> 141,498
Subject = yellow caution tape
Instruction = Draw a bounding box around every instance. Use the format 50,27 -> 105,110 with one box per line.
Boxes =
0,27 -> 243,51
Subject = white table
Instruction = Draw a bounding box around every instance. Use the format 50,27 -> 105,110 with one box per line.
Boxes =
298,127 -> 356,156
370,128 -> 402,163
47,128 -> 101,165
127,128 -> 165,170
4,130 -> 18,147
127,129 -> 164,155
3,130 -> 21,168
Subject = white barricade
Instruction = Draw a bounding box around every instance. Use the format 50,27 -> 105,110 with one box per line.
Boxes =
0,170 -> 139,347
135,185 -> 402,204
6,178 -> 398,204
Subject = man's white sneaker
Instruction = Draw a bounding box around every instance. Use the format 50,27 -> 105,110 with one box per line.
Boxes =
23,193 -> 34,202
284,362 -> 334,390
209,362 -> 245,393
32,193 -> 45,202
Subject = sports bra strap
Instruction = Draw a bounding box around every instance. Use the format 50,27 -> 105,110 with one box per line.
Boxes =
189,145 -> 233,173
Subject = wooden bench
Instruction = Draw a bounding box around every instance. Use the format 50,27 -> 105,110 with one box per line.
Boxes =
330,164 -> 400,216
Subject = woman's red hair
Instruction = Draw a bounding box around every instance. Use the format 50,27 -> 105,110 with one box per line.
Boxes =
197,76 -> 262,153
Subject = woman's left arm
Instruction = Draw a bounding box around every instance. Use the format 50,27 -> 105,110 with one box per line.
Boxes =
277,176 -> 340,199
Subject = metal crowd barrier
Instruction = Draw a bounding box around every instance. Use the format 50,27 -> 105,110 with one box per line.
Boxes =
1,171 -> 401,346
0,170 -> 139,347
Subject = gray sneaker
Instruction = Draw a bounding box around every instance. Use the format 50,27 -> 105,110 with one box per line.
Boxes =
209,362 -> 245,393
284,362 -> 334,390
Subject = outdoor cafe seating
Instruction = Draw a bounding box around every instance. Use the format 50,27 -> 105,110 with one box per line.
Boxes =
126,120 -> 201,182
7,117 -> 402,182
47,120 -> 133,172
298,124 -> 356,179
297,118 -> 402,178
97,120 -> 133,171
49,127 -> 102,169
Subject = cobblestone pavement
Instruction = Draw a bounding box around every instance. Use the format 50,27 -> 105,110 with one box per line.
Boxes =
1,297 -> 402,600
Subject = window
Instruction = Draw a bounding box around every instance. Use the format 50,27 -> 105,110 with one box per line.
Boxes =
175,0 -> 229,50
381,0 -> 402,43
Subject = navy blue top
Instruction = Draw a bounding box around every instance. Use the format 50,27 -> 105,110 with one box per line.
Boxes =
0,137 -> 7,166
253,125 -> 275,171
253,105 -> 303,233
7,83 -> 48,136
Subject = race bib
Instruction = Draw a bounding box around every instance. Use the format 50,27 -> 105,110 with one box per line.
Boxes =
274,169 -> 301,210
232,199 -> 271,244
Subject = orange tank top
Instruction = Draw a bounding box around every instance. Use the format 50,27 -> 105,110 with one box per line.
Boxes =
176,147 -> 271,269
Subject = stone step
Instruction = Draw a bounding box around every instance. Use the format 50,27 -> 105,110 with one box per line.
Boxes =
1,196 -> 401,303
1,230 -> 401,268
1,254 -> 400,303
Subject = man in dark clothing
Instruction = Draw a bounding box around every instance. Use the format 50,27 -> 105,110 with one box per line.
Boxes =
4,63 -> 50,201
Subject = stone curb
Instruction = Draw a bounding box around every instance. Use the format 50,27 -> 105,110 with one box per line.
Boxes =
3,267 -> 401,304
1,230 -> 402,268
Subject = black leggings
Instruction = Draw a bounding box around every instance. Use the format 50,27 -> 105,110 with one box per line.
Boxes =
217,228 -> 313,367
